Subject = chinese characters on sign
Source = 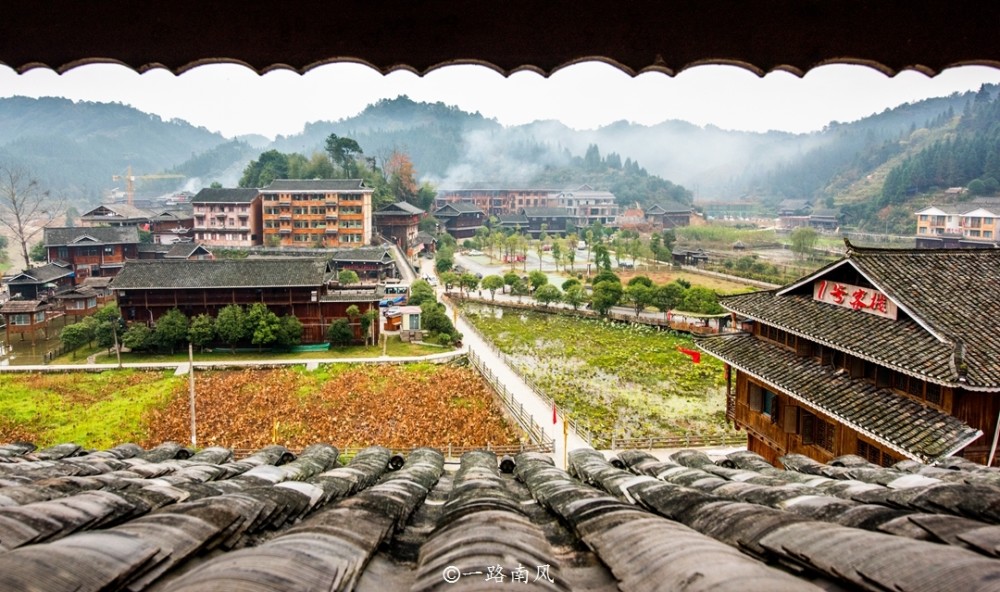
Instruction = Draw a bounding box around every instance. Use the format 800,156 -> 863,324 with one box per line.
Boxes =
813,280 -> 898,320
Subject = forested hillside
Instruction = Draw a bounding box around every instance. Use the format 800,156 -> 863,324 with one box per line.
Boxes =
0,97 -> 226,204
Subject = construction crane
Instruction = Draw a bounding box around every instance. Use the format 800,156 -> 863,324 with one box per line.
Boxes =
112,166 -> 185,206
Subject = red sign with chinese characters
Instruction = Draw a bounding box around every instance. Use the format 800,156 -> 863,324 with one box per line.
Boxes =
813,280 -> 898,320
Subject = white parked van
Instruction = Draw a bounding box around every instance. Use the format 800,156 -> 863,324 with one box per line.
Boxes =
577,240 -> 586,250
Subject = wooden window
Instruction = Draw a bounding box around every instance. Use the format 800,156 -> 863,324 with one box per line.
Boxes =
762,390 -> 777,418
821,346 -> 834,367
748,383 -> 763,411
926,382 -> 942,406
782,405 -> 799,433
906,376 -> 923,397
801,411 -> 835,451
893,371 -> 907,391
857,439 -> 896,467
848,356 -> 865,379
864,360 -> 877,380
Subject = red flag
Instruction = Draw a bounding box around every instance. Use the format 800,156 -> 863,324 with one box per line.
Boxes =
678,347 -> 701,364
552,404 -> 558,425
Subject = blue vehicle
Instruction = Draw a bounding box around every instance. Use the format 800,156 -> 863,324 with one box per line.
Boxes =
379,295 -> 406,307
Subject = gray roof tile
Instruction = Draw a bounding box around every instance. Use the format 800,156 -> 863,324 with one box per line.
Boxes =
191,188 -> 260,204
262,179 -> 369,192
43,226 -> 139,247
110,258 -> 328,289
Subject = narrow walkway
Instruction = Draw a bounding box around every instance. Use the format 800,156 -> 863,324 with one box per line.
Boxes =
419,258 -> 589,469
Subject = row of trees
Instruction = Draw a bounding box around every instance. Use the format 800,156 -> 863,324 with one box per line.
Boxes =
61,303 -> 306,356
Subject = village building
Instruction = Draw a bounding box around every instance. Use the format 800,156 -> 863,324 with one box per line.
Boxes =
191,187 -> 263,247
644,203 -> 692,229
435,186 -> 559,216
554,185 -> 618,228
373,201 -> 424,258
698,243 -> 1000,467
327,246 -> 399,281
432,202 -> 486,239
136,242 -> 214,261
50,276 -> 115,322
149,208 -> 195,244
0,299 -> 54,345
79,203 -> 154,227
43,226 -> 140,284
3,261 -> 75,300
109,258 -> 382,344
260,179 -> 372,248
915,200 -> 1000,248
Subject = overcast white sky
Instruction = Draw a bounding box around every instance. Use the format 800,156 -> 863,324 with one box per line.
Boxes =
2,62 -> 1000,140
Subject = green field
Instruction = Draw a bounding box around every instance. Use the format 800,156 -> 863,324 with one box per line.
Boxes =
463,304 -> 735,445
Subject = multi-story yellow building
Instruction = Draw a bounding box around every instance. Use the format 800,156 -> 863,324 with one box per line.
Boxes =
916,201 -> 999,241
260,179 -> 373,248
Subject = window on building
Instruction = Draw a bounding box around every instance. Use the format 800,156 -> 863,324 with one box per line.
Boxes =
857,439 -> 895,467
800,411 -> 835,451
11,313 -> 30,325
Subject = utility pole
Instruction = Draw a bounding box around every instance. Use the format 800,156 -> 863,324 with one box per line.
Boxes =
188,343 -> 196,447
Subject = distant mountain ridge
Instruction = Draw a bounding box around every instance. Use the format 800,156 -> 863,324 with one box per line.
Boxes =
0,88 -> 994,211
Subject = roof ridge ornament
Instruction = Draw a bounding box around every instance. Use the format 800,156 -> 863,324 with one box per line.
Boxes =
843,236 -> 855,254
952,339 -> 969,383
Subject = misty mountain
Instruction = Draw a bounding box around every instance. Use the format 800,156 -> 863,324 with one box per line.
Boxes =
0,96 -> 227,205
1,88 -> 993,212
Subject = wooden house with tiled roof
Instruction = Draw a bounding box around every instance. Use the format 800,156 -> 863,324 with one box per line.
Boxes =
373,201 -> 424,258
3,261 -> 75,300
699,242 -> 1000,467
110,258 -> 381,343
42,226 -> 140,284
433,202 -> 485,239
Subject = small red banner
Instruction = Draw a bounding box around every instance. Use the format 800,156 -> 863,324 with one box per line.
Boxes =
678,347 -> 701,364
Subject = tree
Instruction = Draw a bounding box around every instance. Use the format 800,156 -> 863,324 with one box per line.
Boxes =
503,271 -> 519,294
276,315 -> 304,350
327,318 -> 353,346
534,284 -> 561,307
459,272 -> 480,296
592,270 -> 620,286
239,150 -> 289,187
551,239 -> 563,271
27,241 -> 44,262
481,274 -> 504,300
385,149 -> 419,204
591,280 -> 623,315
338,270 -> 360,285
122,323 -> 154,352
420,300 -> 461,345
789,226 -> 819,259
593,243 -> 612,271
188,313 -> 216,352
408,279 -> 436,306
627,275 -> 653,288
216,304 -> 248,353
209,181 -> 223,189
435,249 -> 454,273
325,134 -> 363,177
60,322 -> 93,358
623,283 -> 654,317
562,278 -> 581,291
154,308 -> 189,354
247,302 -> 281,351
510,279 -> 530,302
681,286 -> 724,314
440,271 -> 459,292
528,270 -> 548,292
653,282 -> 686,317
0,164 -> 63,270
359,308 -> 378,346
563,284 -> 587,310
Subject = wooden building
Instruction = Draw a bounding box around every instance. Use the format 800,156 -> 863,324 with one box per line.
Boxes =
109,258 -> 382,344
136,242 -> 214,261
192,187 -> 263,247
43,226 -> 140,284
645,203 -> 692,229
3,262 -> 75,300
433,202 -> 486,239
79,203 -> 154,227
150,208 -> 195,244
328,246 -> 398,281
698,244 -> 999,467
373,201 -> 424,258
0,300 -> 54,345
260,179 -> 372,248
435,186 -> 559,216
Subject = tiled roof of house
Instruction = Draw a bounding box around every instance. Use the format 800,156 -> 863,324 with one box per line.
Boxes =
374,201 -> 424,216
4,263 -> 74,285
697,332 -> 982,462
328,246 -> 394,263
0,300 -> 48,313
262,179 -> 369,192
110,258 -> 328,290
165,242 -> 211,259
521,207 -> 571,218
80,203 -> 154,220
720,291 -> 958,385
497,213 -> 529,225
414,231 -> 436,245
43,226 -> 140,247
434,202 -> 483,216
191,187 -> 260,204
647,202 -> 692,214
137,243 -> 172,254
776,245 -> 1000,389
52,286 -> 99,299
3,442 -> 1000,591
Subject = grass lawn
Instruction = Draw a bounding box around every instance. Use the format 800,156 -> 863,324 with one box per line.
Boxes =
463,303 -> 736,446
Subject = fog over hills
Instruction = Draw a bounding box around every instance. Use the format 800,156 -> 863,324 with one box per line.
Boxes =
1,87 -> 993,208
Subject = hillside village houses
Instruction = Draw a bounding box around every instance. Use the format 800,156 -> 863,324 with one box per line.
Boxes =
698,243 -> 1000,467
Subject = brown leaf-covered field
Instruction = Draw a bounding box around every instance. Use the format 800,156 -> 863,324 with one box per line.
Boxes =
143,364 -> 521,450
